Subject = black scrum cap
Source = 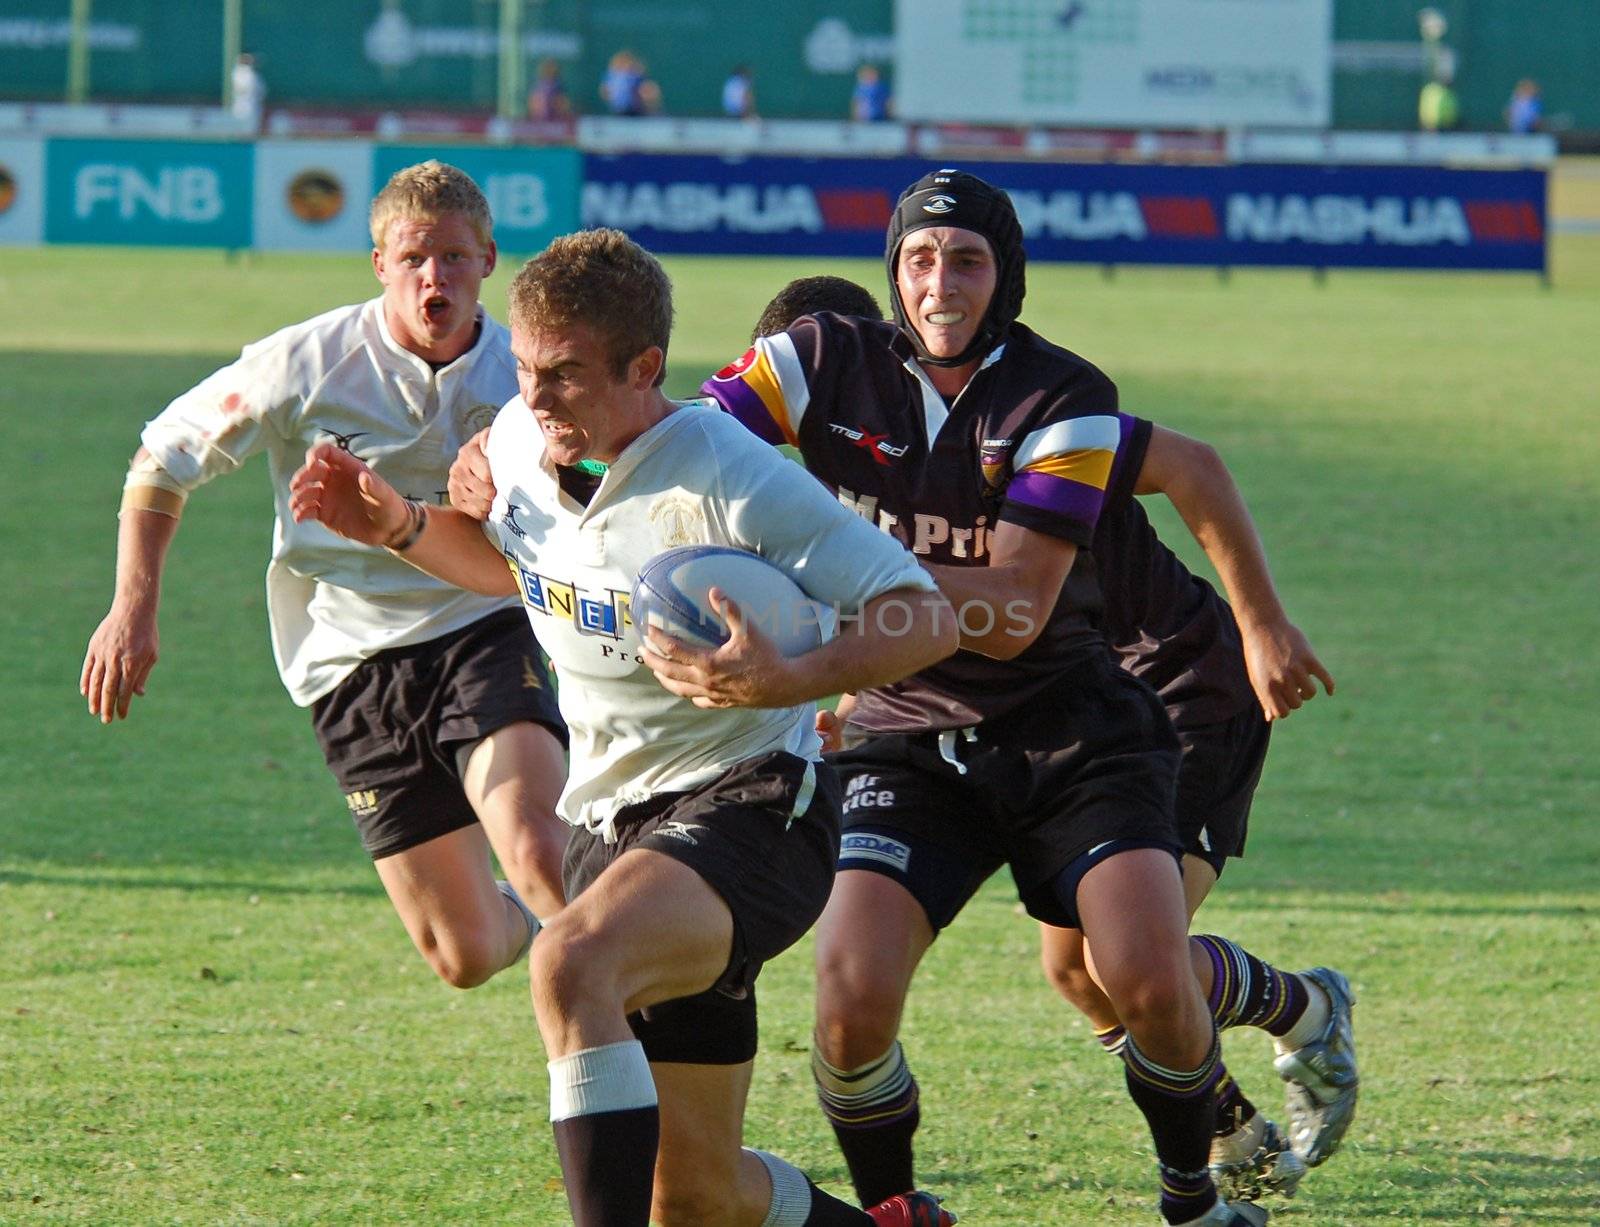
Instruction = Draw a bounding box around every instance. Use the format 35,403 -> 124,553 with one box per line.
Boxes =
885,168 -> 1026,367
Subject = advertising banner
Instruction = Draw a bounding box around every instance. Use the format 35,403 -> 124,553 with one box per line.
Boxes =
894,0 -> 1332,129
372,145 -> 582,255
0,137 -> 46,246
253,141 -> 375,252
582,155 -> 1547,272
45,139 -> 254,247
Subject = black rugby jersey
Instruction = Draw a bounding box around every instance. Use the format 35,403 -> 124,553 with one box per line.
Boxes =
1090,415 -> 1256,727
703,312 -> 1125,731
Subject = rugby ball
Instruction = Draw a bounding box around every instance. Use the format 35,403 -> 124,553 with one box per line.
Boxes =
631,545 -> 831,657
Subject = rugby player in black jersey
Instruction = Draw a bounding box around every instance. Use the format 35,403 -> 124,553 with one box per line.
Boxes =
693,171 -> 1354,1227
714,274 -> 1356,1207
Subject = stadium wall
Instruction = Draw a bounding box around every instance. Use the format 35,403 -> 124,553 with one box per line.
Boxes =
0,137 -> 1546,274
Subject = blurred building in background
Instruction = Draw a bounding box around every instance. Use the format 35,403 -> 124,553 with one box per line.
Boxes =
0,1 -> 1594,138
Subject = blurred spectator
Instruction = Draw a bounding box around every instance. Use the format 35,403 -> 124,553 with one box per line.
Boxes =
722,65 -> 756,119
851,64 -> 890,122
230,52 -> 265,132
600,50 -> 662,117
528,58 -> 572,121
1506,79 -> 1543,133
1418,78 -> 1459,131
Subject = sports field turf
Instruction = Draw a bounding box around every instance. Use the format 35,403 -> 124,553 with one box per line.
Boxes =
2,230 -> 1597,1224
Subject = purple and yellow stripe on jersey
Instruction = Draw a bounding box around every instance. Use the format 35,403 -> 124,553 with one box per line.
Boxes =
1004,414 -> 1122,537
700,334 -> 809,447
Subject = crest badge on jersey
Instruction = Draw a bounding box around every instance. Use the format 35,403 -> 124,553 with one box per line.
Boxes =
980,437 -> 1013,492
462,403 -> 499,437
648,495 -> 707,549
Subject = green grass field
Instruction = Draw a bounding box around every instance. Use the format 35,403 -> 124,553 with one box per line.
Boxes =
3,233 -> 1598,1226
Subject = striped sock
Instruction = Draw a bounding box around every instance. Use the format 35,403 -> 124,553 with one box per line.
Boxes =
813,1043 -> 920,1206
1212,1067 -> 1258,1138
1123,1033 -> 1223,1225
1193,933 -> 1310,1038
1095,1023 -> 1129,1058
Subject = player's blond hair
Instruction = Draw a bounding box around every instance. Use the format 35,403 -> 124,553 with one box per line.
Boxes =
508,228 -> 673,385
368,160 -> 492,249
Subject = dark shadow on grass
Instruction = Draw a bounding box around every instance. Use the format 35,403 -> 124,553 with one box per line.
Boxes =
1336,1145 -> 1598,1220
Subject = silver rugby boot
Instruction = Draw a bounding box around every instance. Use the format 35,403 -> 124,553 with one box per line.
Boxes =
1272,966 -> 1359,1166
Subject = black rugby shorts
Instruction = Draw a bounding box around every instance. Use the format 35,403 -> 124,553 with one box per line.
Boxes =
311,609 -> 566,858
561,750 -> 841,1065
1173,702 -> 1272,875
832,652 -> 1181,932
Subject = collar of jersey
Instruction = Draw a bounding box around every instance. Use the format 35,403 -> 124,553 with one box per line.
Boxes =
898,342 -> 1007,442
372,299 -> 488,389
539,399 -> 709,515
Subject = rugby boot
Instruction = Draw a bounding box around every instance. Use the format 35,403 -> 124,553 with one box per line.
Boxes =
1273,966 -> 1359,1166
866,1190 -> 958,1226
1174,1198 -> 1269,1226
1210,1118 -> 1306,1202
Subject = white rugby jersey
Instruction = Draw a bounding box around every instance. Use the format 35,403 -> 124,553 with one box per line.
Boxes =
141,299 -> 518,705
483,399 -> 936,838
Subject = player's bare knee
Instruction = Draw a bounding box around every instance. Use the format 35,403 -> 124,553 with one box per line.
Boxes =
814,979 -> 902,1068
816,935 -> 904,1015
1100,963 -> 1193,1035
527,914 -> 620,1015
424,927 -> 500,990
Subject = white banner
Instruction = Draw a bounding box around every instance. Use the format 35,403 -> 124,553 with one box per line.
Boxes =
894,0 -> 1331,129
0,137 -> 45,246
252,141 -> 375,252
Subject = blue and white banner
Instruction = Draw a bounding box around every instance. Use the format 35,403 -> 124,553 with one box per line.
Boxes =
45,139 -> 253,248
0,137 -> 45,246
583,155 -> 1547,272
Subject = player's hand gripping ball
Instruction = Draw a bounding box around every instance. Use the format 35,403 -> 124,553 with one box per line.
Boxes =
631,546 -> 831,657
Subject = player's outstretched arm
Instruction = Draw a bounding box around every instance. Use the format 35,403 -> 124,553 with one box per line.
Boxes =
642,585 -> 955,710
289,443 -> 516,597
81,488 -> 181,724
1137,424 -> 1335,719
447,428 -> 497,520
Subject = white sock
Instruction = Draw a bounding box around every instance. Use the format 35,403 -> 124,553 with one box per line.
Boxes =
1273,977 -> 1331,1054
548,1040 -> 657,1121
747,1149 -> 813,1227
496,879 -> 540,964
